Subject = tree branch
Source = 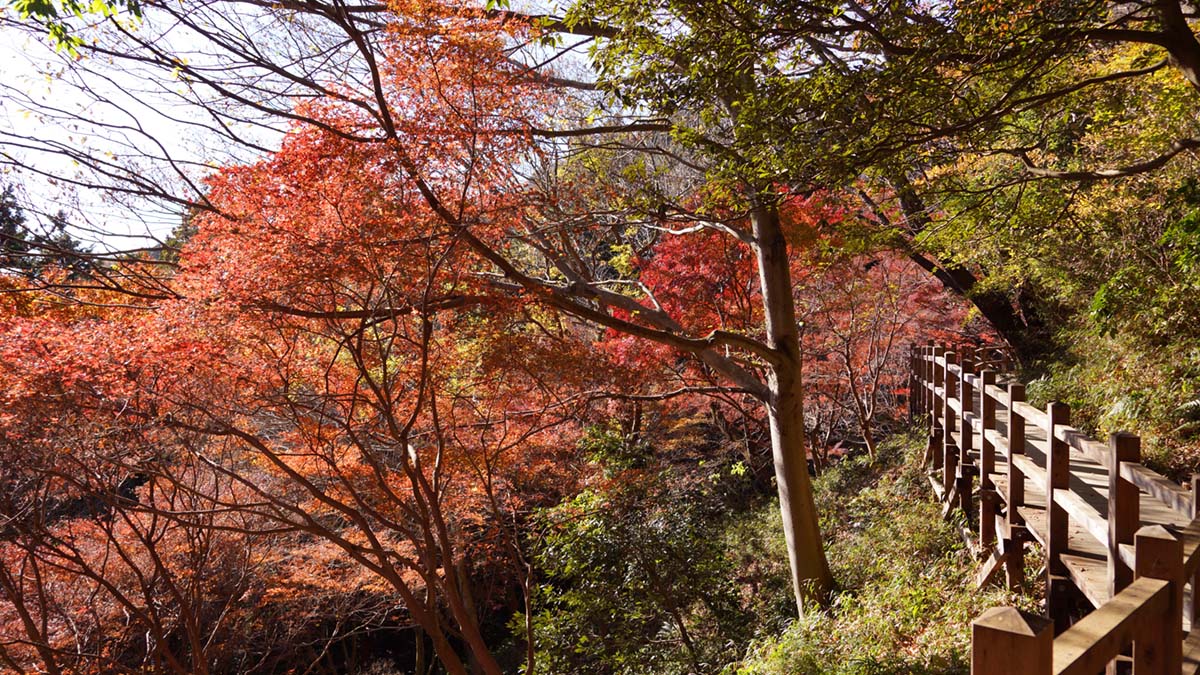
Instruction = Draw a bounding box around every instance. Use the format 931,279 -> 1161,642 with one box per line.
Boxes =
1013,138 -> 1200,180
527,121 -> 671,138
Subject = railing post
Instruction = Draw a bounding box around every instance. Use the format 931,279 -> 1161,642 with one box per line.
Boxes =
1108,432 -> 1140,596
929,346 -> 945,473
1134,525 -> 1183,675
907,346 -> 914,421
971,607 -> 1052,675
926,338 -> 936,417
902,345 -> 912,420
1192,474 -> 1200,628
1045,401 -> 1071,630
943,350 -> 959,500
980,370 -> 997,551
1006,383 -> 1027,525
1005,384 -> 1028,588
916,345 -> 926,421
958,347 -> 976,514
928,427 -> 944,473
915,346 -> 923,421
910,345 -> 918,421
960,347 -> 975,417
932,344 -> 945,435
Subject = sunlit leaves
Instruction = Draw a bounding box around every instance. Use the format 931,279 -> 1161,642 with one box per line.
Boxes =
10,0 -> 142,54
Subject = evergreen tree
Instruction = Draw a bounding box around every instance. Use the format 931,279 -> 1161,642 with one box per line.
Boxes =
0,184 -> 36,276
0,185 -> 92,278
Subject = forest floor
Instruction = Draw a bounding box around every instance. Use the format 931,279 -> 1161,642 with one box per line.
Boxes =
729,430 -> 1041,675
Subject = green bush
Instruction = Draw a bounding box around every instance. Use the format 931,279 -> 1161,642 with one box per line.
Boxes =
523,429 -> 1038,675
730,432 -> 1038,675
519,428 -> 761,675
1021,334 -> 1200,478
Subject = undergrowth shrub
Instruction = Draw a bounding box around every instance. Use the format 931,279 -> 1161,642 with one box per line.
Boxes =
519,424 -> 763,675
730,431 -> 1038,675
1022,336 -> 1200,478
524,428 -> 1038,675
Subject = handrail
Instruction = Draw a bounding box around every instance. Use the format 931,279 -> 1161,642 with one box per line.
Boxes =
1010,399 -> 1048,430
973,378 -> 1104,453
911,341 -> 1197,674
1052,577 -> 1169,675
1011,453 -> 1044,484
1052,488 -> 1108,549
983,383 -> 1008,405
971,526 -> 1184,675
1179,519 -> 1200,577
1054,425 -> 1109,465
1120,462 -> 1193,516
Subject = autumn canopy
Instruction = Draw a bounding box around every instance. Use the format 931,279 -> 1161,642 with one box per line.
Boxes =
10,0 -> 1197,672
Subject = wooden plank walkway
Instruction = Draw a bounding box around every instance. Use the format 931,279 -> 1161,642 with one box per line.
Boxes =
967,393 -> 1189,608
913,343 -> 1200,673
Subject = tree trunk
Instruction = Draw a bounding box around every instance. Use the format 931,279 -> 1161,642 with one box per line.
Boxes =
1160,0 -> 1200,92
886,172 -> 1052,363
846,378 -> 878,462
809,430 -> 827,476
426,621 -> 471,675
454,558 -> 492,675
765,369 -> 834,612
863,421 -> 877,461
751,201 -> 834,614
414,627 -> 427,675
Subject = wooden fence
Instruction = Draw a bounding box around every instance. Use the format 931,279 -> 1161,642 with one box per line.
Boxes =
910,342 -> 1200,674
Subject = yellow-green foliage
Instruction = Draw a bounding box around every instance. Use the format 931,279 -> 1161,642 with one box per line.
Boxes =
729,432 -> 1038,675
524,429 -> 1040,675
1023,333 -> 1200,479
915,40 -> 1200,478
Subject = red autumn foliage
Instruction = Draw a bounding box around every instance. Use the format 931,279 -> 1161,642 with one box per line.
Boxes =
0,4 -> 1002,672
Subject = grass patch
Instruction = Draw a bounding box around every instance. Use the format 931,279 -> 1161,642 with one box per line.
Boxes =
727,430 -> 1039,675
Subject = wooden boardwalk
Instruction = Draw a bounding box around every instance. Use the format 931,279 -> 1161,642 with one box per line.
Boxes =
963,392 -> 1189,608
912,343 -> 1200,674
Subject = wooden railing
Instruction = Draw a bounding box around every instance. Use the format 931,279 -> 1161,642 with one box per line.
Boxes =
909,342 -> 1200,674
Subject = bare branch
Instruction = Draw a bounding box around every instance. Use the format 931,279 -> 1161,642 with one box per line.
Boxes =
1013,137 -> 1200,180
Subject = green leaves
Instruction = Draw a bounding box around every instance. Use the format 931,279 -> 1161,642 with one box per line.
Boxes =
525,465 -> 757,675
12,0 -> 57,18
8,0 -> 142,54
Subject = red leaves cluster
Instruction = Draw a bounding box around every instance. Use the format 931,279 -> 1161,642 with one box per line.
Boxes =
0,8 -> 594,671
596,190 -> 992,463
0,1 -> 1001,668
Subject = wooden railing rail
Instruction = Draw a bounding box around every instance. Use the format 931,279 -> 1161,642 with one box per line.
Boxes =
909,341 -> 1200,673
974,525 -> 1185,675
1122,462 -> 1194,516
